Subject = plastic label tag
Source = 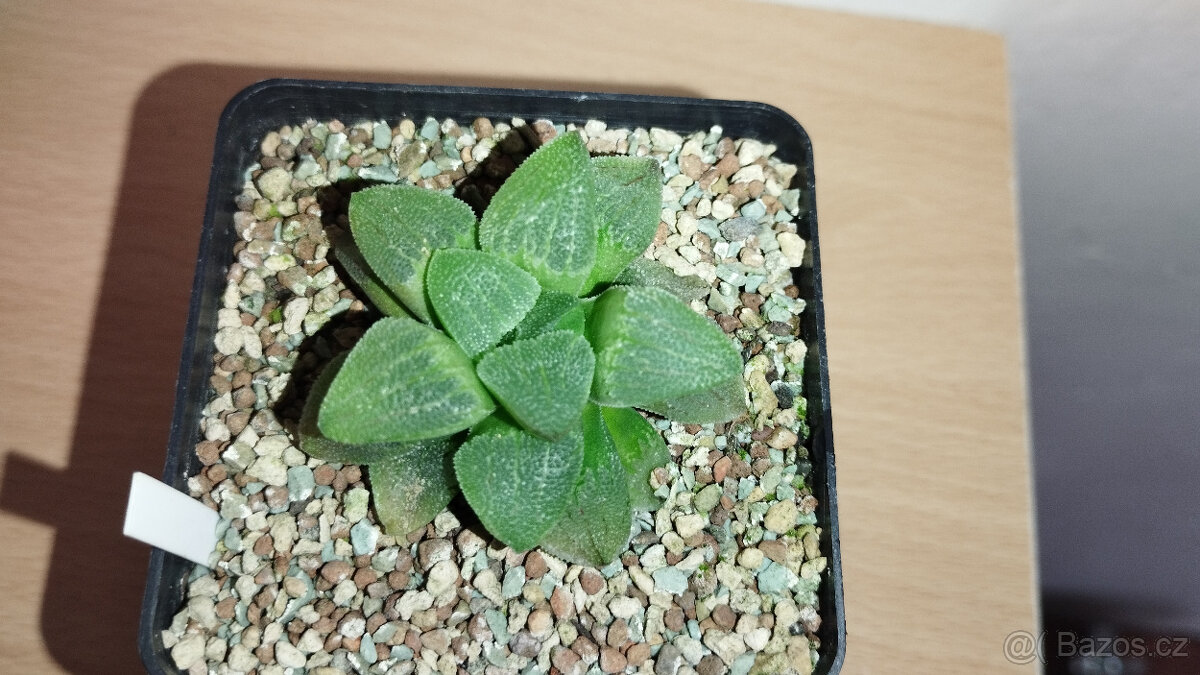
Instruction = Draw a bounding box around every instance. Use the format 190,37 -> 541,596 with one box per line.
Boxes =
123,472 -> 218,567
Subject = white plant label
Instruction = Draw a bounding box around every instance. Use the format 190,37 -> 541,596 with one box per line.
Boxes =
123,472 -> 218,567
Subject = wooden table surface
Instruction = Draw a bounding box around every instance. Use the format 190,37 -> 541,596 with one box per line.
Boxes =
0,1 -> 1036,672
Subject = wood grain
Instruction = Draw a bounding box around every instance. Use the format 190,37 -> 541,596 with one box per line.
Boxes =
0,1 -> 1036,672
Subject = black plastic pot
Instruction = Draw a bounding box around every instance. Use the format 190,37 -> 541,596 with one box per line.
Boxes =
140,79 -> 845,674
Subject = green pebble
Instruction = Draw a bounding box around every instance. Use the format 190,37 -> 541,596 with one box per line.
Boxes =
350,519 -> 379,556
694,484 -> 723,513
740,200 -> 767,219
652,566 -> 688,594
484,608 -> 509,643
358,164 -> 399,183
757,561 -> 794,594
360,633 -> 377,664
390,645 -> 414,661
502,567 -> 525,599
417,159 -> 441,178
286,466 -> 315,501
419,118 -> 440,140
730,652 -> 757,675
372,123 -> 392,150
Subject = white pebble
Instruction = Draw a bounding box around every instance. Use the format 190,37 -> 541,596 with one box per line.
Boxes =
609,596 -> 641,620
274,640 -> 306,668
674,513 -> 706,539
246,455 -> 288,486
283,297 -> 310,335
743,627 -> 771,651
711,199 -> 735,221
169,633 -> 205,669
777,232 -> 805,267
213,327 -> 244,356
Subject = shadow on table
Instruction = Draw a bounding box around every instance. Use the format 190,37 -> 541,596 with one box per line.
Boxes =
0,63 -> 698,674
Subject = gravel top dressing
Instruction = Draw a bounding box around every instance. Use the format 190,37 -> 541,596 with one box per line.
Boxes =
166,113 -> 826,675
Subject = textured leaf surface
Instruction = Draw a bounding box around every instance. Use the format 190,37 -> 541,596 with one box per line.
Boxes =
479,133 -> 597,295
506,290 -> 579,343
587,286 -> 743,413
318,317 -> 494,443
299,352 -> 412,463
426,249 -> 540,357
349,184 -> 476,321
476,331 -> 595,438
584,156 -> 662,291
601,406 -> 670,510
539,404 -> 634,566
613,256 -> 712,302
454,420 -> 584,551
637,373 -> 747,424
329,230 -> 409,317
368,437 -> 458,536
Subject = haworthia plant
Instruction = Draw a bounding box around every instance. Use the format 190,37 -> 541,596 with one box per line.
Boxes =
305,130 -> 751,566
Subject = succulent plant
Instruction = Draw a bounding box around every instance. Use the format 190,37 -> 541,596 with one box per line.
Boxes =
300,131 -> 746,566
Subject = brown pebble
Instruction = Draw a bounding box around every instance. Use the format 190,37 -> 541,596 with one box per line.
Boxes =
664,606 -> 685,632
313,464 -> 336,486
421,628 -> 450,653
264,485 -> 288,509
579,570 -> 605,595
472,117 -> 494,139
387,570 -> 410,590
712,456 -> 732,483
552,646 -> 582,673
253,642 -> 273,664
625,642 -> 652,668
599,646 -> 627,673
740,292 -> 765,311
320,561 -> 353,584
252,534 -> 274,556
353,567 -> 378,589
716,152 -> 740,177
550,586 -> 574,620
524,551 -> 548,579
572,635 -> 599,665
751,458 -> 772,477
606,618 -> 630,648
195,440 -> 222,465
225,411 -> 250,436
716,314 -> 742,333
209,375 -> 232,396
214,596 -> 237,620
697,654 -> 728,675
711,604 -> 737,630
232,386 -> 256,409
231,369 -> 253,389
323,633 -> 342,652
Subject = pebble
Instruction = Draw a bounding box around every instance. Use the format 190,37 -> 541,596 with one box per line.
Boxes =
674,513 -> 706,539
656,643 -> 684,675
579,569 -> 605,595
246,455 -> 288,486
472,568 -> 504,606
501,566 -> 526,599
255,167 -> 293,201
275,640 -> 306,668
763,501 -> 798,534
652,567 -> 689,595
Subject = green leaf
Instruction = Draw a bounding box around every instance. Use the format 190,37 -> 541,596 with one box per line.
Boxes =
479,132 -> 597,295
506,290 -> 579,343
613,256 -> 712,302
349,184 -> 476,322
637,373 -> 747,425
587,286 -> 744,421
454,419 -> 584,552
318,316 -> 494,444
328,229 -> 409,317
367,437 -> 458,536
538,404 -> 633,566
476,331 -> 595,438
600,406 -> 670,510
426,249 -> 540,357
299,352 -> 413,463
583,156 -> 663,292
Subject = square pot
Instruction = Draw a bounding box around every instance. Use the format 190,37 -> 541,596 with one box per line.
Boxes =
140,79 -> 844,674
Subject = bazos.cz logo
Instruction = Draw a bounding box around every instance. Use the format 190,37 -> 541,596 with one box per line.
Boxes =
1003,630 -> 1190,664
